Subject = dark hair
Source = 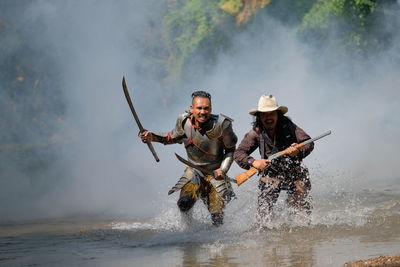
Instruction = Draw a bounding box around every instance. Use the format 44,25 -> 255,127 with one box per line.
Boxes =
191,91 -> 211,100
252,110 -> 291,131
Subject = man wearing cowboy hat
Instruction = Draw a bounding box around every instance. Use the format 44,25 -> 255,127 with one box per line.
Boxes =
140,91 -> 237,226
234,94 -> 314,223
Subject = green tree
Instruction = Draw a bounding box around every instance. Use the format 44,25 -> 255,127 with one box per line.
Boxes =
298,0 -> 384,54
163,0 -> 228,84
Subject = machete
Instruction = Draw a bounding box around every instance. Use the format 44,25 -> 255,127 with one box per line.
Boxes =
175,153 -> 237,184
122,76 -> 160,162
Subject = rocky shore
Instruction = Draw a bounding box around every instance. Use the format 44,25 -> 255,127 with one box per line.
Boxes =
344,255 -> 400,267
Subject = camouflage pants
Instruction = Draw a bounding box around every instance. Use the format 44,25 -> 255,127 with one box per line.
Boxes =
177,174 -> 226,226
170,166 -> 235,226
257,166 -> 312,220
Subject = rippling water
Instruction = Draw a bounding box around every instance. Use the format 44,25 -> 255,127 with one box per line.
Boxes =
1,181 -> 399,267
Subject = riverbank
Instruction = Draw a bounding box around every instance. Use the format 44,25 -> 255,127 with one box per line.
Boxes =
345,255 -> 400,266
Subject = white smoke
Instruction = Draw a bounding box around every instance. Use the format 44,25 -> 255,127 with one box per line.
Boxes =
0,0 -> 399,222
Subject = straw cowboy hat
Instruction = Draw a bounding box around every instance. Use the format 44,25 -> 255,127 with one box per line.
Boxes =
249,94 -> 288,115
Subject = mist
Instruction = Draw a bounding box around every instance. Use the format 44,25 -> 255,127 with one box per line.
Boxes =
1,0 -> 399,222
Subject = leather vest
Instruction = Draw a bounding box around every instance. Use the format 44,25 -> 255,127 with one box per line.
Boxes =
259,117 -> 297,159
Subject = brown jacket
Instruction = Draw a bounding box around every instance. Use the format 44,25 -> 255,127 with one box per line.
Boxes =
234,117 -> 314,171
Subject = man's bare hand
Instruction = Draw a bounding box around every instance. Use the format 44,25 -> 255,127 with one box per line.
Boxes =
213,168 -> 225,180
286,143 -> 300,157
139,130 -> 153,143
252,159 -> 271,171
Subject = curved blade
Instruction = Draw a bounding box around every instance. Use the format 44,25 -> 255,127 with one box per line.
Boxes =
175,153 -> 212,175
122,77 -> 144,132
122,76 -> 160,162
175,153 -> 237,183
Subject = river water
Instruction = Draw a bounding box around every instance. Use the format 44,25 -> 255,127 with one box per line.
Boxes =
1,179 -> 399,267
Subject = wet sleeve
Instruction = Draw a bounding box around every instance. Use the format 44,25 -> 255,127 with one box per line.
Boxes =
293,123 -> 314,159
233,129 -> 260,170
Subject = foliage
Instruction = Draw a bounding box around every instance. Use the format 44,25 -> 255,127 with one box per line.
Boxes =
261,0 -> 315,27
162,0 -> 276,84
0,13 -> 64,146
220,0 -> 243,15
163,0 -> 228,84
160,0 -> 397,83
298,0 -> 381,54
220,0 -> 271,25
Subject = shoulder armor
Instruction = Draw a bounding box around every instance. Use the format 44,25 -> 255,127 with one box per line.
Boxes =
174,112 -> 190,136
207,113 -> 233,138
178,112 -> 190,121
219,113 -> 234,122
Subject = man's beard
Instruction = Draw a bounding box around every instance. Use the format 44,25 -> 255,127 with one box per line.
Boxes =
264,120 -> 276,131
